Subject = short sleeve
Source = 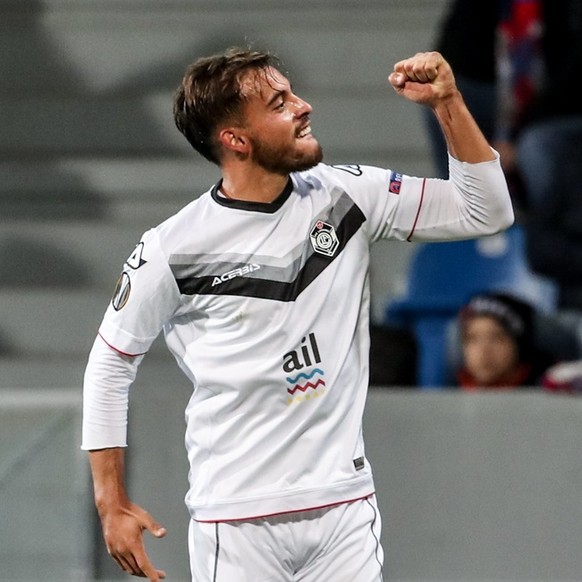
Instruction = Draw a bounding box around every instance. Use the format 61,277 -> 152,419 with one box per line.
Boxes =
325,164 -> 425,243
98,228 -> 180,356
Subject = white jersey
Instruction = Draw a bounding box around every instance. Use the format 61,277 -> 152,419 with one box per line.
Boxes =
82,158 -> 513,522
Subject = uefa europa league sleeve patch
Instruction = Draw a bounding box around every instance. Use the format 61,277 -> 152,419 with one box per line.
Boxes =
388,171 -> 402,194
111,271 -> 131,311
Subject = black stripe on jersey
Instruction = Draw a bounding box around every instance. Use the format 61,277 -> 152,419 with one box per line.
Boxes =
210,178 -> 293,213
172,203 -> 366,302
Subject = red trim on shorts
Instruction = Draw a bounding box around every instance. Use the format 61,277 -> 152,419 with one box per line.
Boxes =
98,333 -> 146,358
406,177 -> 426,242
193,492 -> 376,523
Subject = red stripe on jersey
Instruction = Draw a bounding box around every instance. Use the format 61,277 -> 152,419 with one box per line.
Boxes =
98,333 -> 146,358
406,177 -> 426,242
193,492 -> 376,523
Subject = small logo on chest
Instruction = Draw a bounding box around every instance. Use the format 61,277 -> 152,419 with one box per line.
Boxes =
310,220 -> 339,257
212,263 -> 260,287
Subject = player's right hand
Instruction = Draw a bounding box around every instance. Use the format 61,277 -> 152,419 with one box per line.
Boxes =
100,501 -> 167,580
388,51 -> 457,107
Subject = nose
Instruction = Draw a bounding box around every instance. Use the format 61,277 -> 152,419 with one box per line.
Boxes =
292,96 -> 312,117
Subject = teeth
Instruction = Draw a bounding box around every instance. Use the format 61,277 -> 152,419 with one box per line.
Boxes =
298,126 -> 312,138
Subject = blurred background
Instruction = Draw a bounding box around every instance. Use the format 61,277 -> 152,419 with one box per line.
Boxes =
2,0 -> 582,580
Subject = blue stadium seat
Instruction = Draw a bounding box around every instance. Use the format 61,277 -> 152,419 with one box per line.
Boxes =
384,224 -> 557,388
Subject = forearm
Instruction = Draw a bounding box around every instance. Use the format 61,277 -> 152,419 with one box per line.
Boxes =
82,335 -> 142,516
89,447 -> 130,515
432,91 -> 496,164
88,445 -> 167,580
82,335 -> 142,450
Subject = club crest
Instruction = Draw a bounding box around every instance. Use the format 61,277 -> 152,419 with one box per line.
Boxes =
310,220 -> 339,257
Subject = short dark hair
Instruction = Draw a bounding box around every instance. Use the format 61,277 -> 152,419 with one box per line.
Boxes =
173,47 -> 279,165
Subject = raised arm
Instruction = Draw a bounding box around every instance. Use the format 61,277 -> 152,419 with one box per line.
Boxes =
387,51 -> 514,241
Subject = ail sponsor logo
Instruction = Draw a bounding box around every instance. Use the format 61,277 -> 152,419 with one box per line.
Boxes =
283,333 -> 327,405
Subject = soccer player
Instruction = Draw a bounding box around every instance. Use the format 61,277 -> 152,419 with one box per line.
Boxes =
82,48 -> 514,581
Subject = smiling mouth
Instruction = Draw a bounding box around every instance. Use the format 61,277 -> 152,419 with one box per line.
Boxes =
297,125 -> 312,139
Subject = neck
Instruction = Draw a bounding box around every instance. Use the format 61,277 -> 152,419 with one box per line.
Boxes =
220,164 -> 290,203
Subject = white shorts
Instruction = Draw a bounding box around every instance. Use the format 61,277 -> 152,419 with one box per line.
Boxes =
188,495 -> 384,582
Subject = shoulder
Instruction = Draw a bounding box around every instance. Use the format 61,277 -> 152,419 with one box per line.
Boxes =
296,162 -> 390,191
149,189 -> 214,249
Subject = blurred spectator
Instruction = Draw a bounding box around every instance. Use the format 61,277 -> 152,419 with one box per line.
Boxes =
424,0 -> 556,213
515,0 -> 582,322
424,0 -> 500,180
426,0 -> 582,343
542,360 -> 582,394
454,292 -> 548,389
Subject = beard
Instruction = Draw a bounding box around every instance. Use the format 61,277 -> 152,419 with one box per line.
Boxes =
250,136 -> 323,175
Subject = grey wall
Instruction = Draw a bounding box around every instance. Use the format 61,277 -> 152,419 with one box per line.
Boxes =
0,390 -> 90,580
366,389 -> 582,582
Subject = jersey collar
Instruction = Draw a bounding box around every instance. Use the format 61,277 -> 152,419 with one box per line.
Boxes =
210,177 -> 294,213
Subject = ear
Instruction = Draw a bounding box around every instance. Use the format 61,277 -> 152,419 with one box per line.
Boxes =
218,128 -> 250,155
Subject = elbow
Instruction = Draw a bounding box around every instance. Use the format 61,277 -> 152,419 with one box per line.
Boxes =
480,197 -> 515,236
492,180 -> 516,232
499,203 -> 515,231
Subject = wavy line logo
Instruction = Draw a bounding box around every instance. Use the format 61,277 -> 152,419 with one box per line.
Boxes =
287,376 -> 326,395
286,368 -> 324,384
286,371 -> 326,405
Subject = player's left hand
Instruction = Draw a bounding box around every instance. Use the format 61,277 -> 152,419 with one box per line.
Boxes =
101,501 -> 167,581
388,51 -> 457,106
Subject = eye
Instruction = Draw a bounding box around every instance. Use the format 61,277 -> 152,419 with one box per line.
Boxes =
274,99 -> 285,110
